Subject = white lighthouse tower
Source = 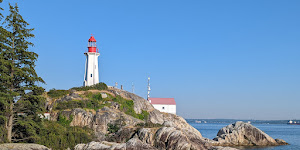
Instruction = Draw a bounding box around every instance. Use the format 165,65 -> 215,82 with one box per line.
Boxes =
83,35 -> 100,86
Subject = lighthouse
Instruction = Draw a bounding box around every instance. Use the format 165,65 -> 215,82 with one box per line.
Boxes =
83,35 -> 100,86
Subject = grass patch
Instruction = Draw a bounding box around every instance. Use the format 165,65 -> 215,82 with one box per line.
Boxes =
47,89 -> 69,99
54,91 -> 149,121
54,93 -> 111,111
113,96 -> 149,120
71,82 -> 108,91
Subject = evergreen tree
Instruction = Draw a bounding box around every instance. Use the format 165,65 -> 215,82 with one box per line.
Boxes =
0,0 -> 9,143
0,0 -> 3,20
0,3 -> 45,142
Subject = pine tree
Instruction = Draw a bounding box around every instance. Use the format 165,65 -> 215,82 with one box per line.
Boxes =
0,3 -> 45,142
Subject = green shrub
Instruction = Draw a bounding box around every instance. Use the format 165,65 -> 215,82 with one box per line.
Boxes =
54,91 -> 148,121
137,110 -> 149,120
92,93 -> 103,100
36,121 -> 94,150
54,98 -> 110,111
47,89 -> 69,99
107,123 -> 120,134
55,100 -> 85,110
57,114 -> 73,126
71,82 -> 108,91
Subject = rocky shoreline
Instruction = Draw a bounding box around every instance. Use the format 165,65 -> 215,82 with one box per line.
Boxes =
0,87 -> 288,150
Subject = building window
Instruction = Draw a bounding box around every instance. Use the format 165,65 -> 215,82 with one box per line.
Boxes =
162,107 -> 165,110
91,74 -> 92,77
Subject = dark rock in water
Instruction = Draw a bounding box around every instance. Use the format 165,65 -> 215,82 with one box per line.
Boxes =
0,143 -> 50,150
275,139 -> 289,145
212,121 -> 288,146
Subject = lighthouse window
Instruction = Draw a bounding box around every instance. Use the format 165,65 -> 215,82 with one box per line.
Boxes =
91,74 -> 92,77
162,107 -> 165,110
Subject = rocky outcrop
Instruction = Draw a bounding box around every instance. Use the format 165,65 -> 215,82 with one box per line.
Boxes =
49,88 -> 288,150
74,138 -> 157,150
107,88 -> 154,114
53,107 -> 144,141
53,88 -> 202,142
161,112 -> 202,138
106,126 -> 138,143
275,139 -> 288,145
108,88 -> 202,138
53,88 -> 235,150
47,90 -> 83,111
0,143 -> 50,150
75,125 -> 241,150
75,126 -> 211,150
153,127 -> 210,150
212,121 -> 288,146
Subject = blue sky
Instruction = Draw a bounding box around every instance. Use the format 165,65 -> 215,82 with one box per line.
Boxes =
2,0 -> 300,120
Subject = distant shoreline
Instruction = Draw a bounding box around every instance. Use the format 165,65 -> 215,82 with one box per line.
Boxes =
185,119 -> 299,124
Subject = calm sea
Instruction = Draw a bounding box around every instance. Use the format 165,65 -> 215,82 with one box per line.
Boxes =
189,120 -> 300,150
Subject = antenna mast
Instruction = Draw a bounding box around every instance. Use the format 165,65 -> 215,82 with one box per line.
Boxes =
147,77 -> 151,100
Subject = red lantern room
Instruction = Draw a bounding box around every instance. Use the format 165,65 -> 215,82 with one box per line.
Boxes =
88,35 -> 97,53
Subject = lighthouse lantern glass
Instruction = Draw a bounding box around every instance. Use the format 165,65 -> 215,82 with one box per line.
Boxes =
88,41 -> 96,47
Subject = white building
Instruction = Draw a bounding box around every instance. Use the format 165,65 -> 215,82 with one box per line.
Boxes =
148,97 -> 176,114
84,35 -> 100,86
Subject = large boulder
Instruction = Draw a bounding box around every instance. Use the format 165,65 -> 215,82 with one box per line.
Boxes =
212,121 -> 288,146
74,138 -> 157,150
153,127 -> 210,150
0,143 -> 50,150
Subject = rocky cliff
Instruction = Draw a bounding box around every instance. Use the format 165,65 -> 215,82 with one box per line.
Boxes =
49,87 -> 208,149
48,87 -> 287,150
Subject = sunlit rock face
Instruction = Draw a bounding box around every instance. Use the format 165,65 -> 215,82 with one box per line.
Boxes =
0,143 -> 50,150
75,126 -> 211,150
74,139 -> 157,150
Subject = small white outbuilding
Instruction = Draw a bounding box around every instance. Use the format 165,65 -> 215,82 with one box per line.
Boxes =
148,97 -> 176,114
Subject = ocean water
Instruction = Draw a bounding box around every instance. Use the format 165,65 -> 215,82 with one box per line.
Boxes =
189,122 -> 300,150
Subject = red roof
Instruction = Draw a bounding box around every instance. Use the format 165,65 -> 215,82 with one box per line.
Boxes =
88,36 -> 96,42
149,98 -> 176,105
